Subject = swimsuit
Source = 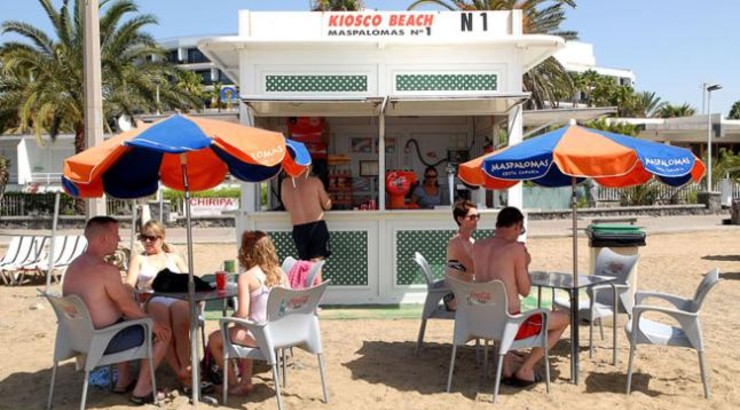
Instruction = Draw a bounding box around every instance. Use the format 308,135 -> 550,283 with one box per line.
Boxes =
136,253 -> 181,307
292,220 -> 331,260
512,310 -> 544,340
103,317 -> 145,355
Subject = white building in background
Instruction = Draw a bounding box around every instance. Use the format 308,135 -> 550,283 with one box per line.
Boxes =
554,41 -> 635,87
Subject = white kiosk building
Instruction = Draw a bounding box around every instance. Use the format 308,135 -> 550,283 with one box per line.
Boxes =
197,9 -> 565,304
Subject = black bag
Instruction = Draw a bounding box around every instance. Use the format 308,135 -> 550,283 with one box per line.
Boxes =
151,268 -> 212,293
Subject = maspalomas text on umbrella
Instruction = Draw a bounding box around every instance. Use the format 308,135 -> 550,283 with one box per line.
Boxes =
488,159 -> 550,172
253,145 -> 285,161
644,157 -> 691,167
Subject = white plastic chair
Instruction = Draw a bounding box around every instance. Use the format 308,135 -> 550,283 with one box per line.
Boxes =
626,268 -> 720,399
44,293 -> 156,410
446,277 -> 552,403
553,248 -> 639,363
219,281 -> 330,409
413,252 -> 455,355
282,256 -> 325,288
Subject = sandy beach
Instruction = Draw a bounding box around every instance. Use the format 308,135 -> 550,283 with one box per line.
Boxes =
1,229 -> 738,409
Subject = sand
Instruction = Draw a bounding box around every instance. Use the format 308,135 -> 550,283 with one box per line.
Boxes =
1,230 -> 738,409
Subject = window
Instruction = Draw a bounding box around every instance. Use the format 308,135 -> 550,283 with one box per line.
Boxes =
187,48 -> 209,64
195,70 -> 213,85
218,70 -> 234,85
167,50 -> 179,63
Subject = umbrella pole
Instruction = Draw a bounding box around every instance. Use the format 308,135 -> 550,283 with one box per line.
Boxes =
44,192 -> 61,293
571,178 -> 578,286
570,177 -> 580,384
180,154 -> 200,403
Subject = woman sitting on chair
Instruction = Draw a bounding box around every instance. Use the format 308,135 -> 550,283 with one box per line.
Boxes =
443,199 -> 478,311
125,220 -> 201,394
207,230 -> 290,396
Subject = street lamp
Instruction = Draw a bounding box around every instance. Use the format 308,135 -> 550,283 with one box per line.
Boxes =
706,83 -> 722,191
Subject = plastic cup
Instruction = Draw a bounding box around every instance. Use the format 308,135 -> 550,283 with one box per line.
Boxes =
216,271 -> 227,291
223,259 -> 236,273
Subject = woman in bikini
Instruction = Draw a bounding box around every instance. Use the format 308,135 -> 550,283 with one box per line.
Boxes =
443,199 -> 478,311
125,220 -> 203,394
207,230 -> 290,396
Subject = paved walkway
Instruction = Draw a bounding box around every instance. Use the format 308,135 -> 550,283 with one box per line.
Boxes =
0,214 -> 733,246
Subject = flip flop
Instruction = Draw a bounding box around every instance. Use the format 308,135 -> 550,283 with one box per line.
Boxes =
180,381 -> 215,396
129,390 -> 165,406
508,372 -> 543,388
112,379 -> 137,394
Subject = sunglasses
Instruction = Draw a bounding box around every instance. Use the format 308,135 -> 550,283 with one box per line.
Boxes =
138,234 -> 160,242
465,214 -> 480,221
425,174 -> 437,179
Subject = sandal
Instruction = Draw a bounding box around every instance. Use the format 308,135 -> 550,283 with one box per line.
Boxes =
129,390 -> 165,406
180,381 -> 215,396
113,379 -> 137,394
507,372 -> 544,388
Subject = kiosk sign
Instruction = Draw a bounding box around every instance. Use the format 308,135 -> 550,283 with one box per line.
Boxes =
322,11 -> 508,38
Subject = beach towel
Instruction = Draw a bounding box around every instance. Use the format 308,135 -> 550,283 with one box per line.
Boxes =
288,260 -> 313,289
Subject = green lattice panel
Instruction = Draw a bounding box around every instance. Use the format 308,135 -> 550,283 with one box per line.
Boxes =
269,230 -> 368,286
396,74 -> 497,92
396,229 -> 493,286
265,75 -> 368,92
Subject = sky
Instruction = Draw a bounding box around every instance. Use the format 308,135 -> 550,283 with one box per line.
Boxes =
0,0 -> 737,116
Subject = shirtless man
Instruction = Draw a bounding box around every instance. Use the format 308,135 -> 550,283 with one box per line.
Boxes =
63,216 -> 171,404
473,207 -> 569,386
281,167 -> 332,283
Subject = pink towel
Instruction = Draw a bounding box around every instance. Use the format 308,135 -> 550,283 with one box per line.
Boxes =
288,260 -> 313,289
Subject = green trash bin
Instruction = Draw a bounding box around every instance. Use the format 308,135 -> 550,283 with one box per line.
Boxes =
586,223 -> 646,313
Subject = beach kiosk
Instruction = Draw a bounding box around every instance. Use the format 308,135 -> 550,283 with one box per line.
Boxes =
199,10 -> 564,304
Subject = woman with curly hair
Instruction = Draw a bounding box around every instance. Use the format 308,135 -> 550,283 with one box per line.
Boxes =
207,230 -> 290,396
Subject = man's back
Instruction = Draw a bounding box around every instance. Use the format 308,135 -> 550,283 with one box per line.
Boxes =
473,236 -> 530,314
281,175 -> 331,225
63,253 -> 124,329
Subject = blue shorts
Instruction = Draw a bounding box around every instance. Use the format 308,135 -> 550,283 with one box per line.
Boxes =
104,317 -> 145,355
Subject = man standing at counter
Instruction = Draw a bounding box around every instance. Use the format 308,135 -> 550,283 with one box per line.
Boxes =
281,167 -> 333,281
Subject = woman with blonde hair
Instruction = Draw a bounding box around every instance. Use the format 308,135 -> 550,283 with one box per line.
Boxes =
207,230 -> 290,396
126,220 -> 205,394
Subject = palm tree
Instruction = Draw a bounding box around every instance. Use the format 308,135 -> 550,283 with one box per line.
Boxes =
656,103 -> 696,119
634,91 -> 666,118
0,0 -> 200,153
312,0 -> 365,11
0,156 -> 9,203
728,101 -> 740,120
408,1 -> 578,109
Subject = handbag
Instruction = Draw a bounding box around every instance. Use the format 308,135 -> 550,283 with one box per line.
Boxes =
151,268 -> 212,293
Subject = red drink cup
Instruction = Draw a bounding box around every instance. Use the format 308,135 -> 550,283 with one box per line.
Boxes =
216,271 -> 227,291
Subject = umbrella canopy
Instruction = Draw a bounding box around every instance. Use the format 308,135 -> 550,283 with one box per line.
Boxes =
61,113 -> 310,403
62,114 -> 311,198
459,124 -> 705,190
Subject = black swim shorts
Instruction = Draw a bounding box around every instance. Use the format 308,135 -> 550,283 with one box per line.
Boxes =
104,317 -> 145,355
292,220 -> 331,260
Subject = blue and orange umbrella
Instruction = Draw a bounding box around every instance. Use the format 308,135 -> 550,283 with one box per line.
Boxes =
62,114 -> 310,198
459,122 -> 705,282
459,123 -> 705,190
62,114 -> 310,401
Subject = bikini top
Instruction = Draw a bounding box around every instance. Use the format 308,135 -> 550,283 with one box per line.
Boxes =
137,252 -> 181,291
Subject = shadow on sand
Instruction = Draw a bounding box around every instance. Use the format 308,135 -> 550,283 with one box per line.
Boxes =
343,339 -> 576,400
